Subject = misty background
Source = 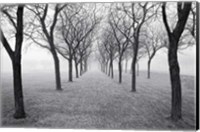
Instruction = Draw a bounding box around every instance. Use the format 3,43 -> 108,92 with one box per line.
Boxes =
1,42 -> 196,76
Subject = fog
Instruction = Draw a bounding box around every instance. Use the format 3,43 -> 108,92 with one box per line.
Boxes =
1,42 -> 196,76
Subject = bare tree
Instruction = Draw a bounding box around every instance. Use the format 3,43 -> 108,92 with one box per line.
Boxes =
185,3 -> 196,39
56,6 -> 80,82
97,42 -> 109,73
78,34 -> 93,76
142,26 -> 165,78
100,28 -> 117,79
0,5 -> 26,119
26,4 -> 67,90
162,3 -> 196,51
82,45 -> 93,74
162,2 -> 192,121
109,12 -> 130,83
74,37 -> 90,77
56,4 -> 99,81
115,2 -> 158,91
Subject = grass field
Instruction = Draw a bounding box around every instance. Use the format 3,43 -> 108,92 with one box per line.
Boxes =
1,70 -> 196,130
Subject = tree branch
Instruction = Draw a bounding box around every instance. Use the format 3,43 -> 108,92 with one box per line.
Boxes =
0,28 -> 14,59
2,9 -> 17,30
162,3 -> 171,36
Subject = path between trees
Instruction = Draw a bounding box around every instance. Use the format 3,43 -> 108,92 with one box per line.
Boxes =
2,70 -> 195,129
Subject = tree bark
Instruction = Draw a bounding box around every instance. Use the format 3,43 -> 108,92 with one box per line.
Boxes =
68,58 -> 73,82
80,60 -> 83,76
12,54 -> 26,119
147,59 -> 151,79
118,58 -> 122,83
110,59 -> 114,79
169,37 -> 182,120
131,38 -> 139,92
73,57 -> 79,78
108,61 -> 111,76
131,58 -> 136,92
14,6 -> 26,119
51,49 -> 62,90
75,63 -> 79,78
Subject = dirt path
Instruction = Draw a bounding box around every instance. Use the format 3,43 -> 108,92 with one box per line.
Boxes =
1,70 -> 196,129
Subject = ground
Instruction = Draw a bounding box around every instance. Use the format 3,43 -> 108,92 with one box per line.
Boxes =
1,70 -> 196,130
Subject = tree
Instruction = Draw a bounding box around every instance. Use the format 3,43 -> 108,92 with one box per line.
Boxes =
185,4 -> 196,39
75,37 -> 90,77
97,40 -> 110,74
100,28 -> 117,78
115,2 -> 158,91
162,2 -> 192,121
109,10 -> 130,83
56,6 -> 80,82
142,25 -> 164,78
0,5 -> 26,119
78,34 -> 93,76
56,4 -> 99,81
82,45 -> 93,74
26,4 -> 67,90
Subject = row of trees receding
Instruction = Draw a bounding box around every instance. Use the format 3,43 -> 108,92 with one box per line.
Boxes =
97,2 -> 195,121
1,4 -> 99,119
0,2 -> 196,122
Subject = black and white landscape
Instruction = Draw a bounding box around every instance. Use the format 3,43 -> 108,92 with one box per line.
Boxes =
0,2 -> 197,130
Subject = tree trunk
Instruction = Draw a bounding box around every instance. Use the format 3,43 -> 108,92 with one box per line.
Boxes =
1,6 -> 26,119
51,47 -> 62,90
118,59 -> 122,83
108,61 -> 111,76
12,59 -> 26,119
68,58 -> 73,82
80,60 -> 83,76
131,58 -> 136,92
169,38 -> 182,120
75,63 -> 79,78
131,38 -> 139,92
111,59 -> 114,79
147,59 -> 151,79
74,57 -> 79,78
161,3 -> 191,121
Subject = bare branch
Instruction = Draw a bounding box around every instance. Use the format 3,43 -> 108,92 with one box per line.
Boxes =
162,3 -> 172,36
0,28 -> 14,59
2,9 -> 17,29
